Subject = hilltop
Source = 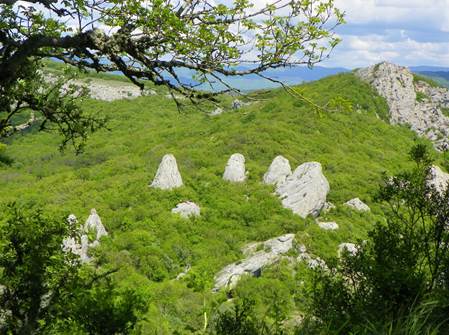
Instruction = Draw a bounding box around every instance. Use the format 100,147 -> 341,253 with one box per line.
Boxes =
1,63 -> 448,333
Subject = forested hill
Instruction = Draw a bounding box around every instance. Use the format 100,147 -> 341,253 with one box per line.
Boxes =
1,66 -> 447,333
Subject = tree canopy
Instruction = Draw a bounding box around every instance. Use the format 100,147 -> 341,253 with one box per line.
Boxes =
0,0 -> 344,150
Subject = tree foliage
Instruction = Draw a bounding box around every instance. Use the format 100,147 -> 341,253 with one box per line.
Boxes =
0,203 -> 145,334
303,144 -> 449,334
0,0 -> 344,149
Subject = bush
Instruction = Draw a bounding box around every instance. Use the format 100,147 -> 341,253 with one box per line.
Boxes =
301,144 -> 449,333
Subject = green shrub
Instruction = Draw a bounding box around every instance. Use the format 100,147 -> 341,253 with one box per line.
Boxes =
416,91 -> 429,102
301,145 -> 449,334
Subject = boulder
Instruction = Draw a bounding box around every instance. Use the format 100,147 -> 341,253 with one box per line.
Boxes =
428,165 -> 449,194
232,99 -> 243,110
84,208 -> 108,240
296,245 -> 327,269
223,153 -> 247,182
67,213 -> 78,226
209,107 -> 224,116
150,154 -> 183,190
322,201 -> 336,213
172,201 -> 201,218
263,155 -> 292,186
338,243 -> 358,257
213,234 -> 295,291
318,221 -> 339,231
275,162 -> 330,218
344,198 -> 370,212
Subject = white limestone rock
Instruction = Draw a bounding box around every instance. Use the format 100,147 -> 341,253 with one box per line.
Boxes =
263,155 -> 292,186
232,99 -> 243,110
213,234 -> 295,291
150,154 -> 183,190
84,208 -> 108,240
318,221 -> 339,231
344,198 -> 370,212
176,265 -> 191,280
295,244 -> 327,270
322,202 -> 336,213
67,213 -> 78,226
171,201 -> 201,218
275,162 -> 330,218
223,153 -> 247,183
338,243 -> 358,257
356,62 -> 449,151
209,107 -> 224,116
428,165 -> 449,194
79,234 -> 90,262
63,211 -> 107,263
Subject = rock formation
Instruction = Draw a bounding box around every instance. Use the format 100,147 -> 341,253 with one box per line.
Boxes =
297,244 -> 327,269
84,208 -> 108,240
356,62 -> 449,150
428,165 -> 449,194
263,155 -> 292,186
338,243 -> 358,257
150,154 -> 183,190
213,234 -> 295,291
322,201 -> 336,213
275,162 -> 330,218
63,210 -> 108,263
209,107 -> 224,116
232,99 -> 243,110
171,201 -> 201,218
223,153 -> 247,182
344,198 -> 370,212
317,221 -> 339,230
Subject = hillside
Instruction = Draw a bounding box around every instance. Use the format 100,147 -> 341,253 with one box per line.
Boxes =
0,69 -> 445,333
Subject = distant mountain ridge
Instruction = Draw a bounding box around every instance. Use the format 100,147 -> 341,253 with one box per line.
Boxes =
175,65 -> 350,91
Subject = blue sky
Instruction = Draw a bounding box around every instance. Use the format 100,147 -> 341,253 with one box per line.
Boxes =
322,0 -> 449,68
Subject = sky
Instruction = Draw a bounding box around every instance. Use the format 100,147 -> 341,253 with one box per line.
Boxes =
322,0 -> 449,68
13,0 -> 449,69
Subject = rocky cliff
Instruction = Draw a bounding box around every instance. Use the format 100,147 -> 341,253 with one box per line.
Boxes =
356,62 -> 449,150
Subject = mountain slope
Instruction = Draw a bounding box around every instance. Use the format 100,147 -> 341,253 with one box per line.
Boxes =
0,72 -> 442,333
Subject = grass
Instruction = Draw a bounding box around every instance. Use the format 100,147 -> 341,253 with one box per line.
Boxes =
0,71 -> 441,334
441,107 -> 449,118
416,91 -> 430,102
413,74 -> 440,88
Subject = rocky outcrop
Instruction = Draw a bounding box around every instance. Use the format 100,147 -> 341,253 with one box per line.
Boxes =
45,73 -> 155,101
322,201 -> 336,213
297,244 -> 327,269
344,198 -> 370,212
171,201 -> 201,218
223,153 -> 247,182
317,221 -> 339,230
356,62 -> 449,150
338,243 -> 358,257
232,99 -> 243,110
209,107 -> 224,116
63,210 -> 108,263
84,208 -> 108,240
213,234 -> 295,291
275,162 -> 329,218
428,165 -> 449,194
86,80 -> 155,101
150,154 -> 183,190
263,155 -> 292,186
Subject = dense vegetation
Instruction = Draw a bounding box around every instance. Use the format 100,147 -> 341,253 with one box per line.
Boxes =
1,70 -> 446,333
303,145 -> 449,334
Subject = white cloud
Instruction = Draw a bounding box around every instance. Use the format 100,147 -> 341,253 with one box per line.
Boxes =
318,0 -> 449,67
325,33 -> 449,68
